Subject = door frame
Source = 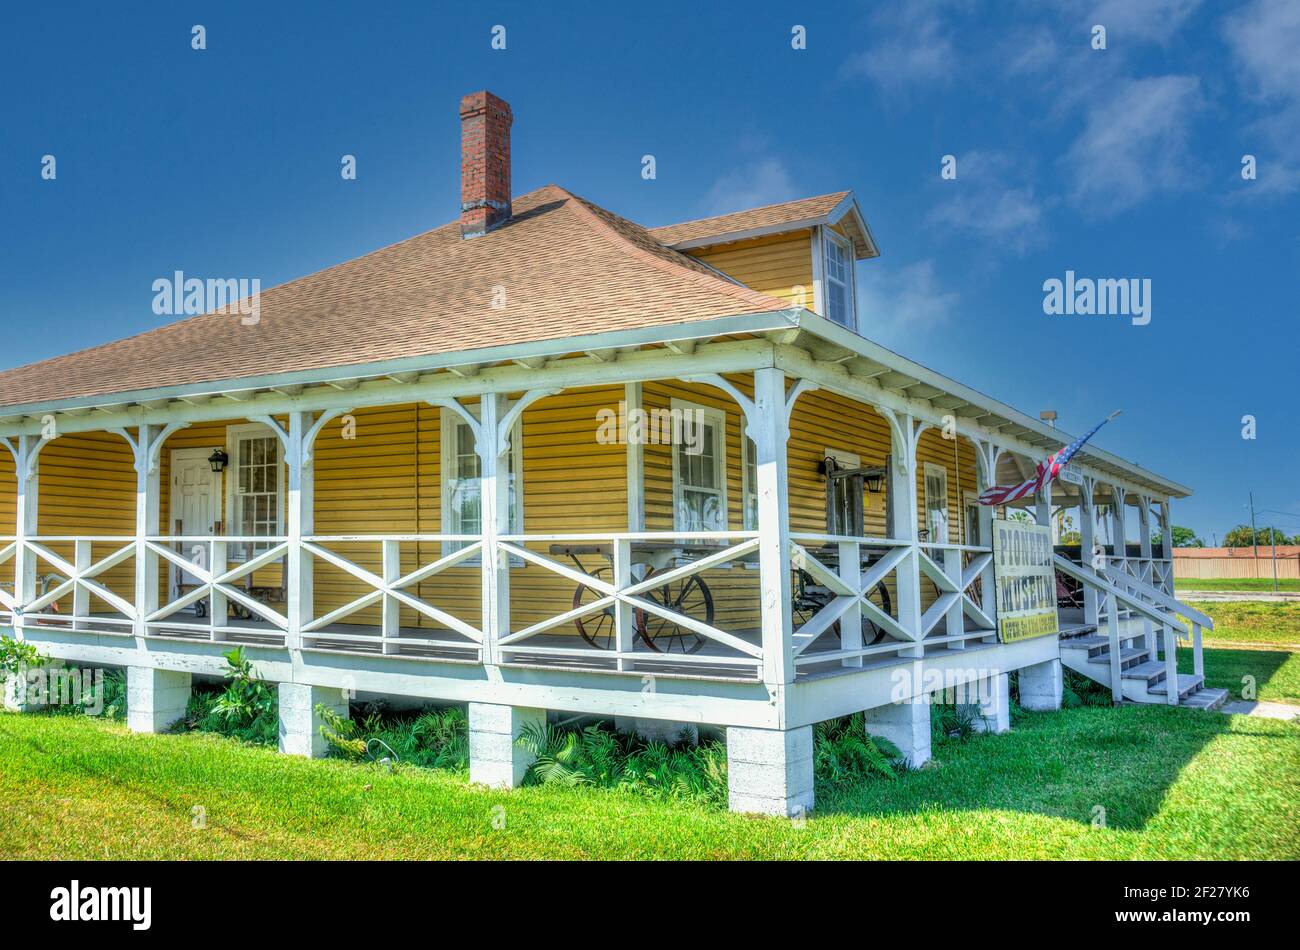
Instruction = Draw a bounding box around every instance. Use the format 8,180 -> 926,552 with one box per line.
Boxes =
168,447 -> 222,601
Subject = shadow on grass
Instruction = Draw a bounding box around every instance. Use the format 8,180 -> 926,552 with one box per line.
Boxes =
813,703 -> 1241,831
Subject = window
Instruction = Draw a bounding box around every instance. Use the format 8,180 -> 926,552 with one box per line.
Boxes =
923,462 -> 950,544
963,490 -> 982,546
742,437 -> 758,531
226,424 -> 284,557
822,229 -> 855,329
671,400 -> 727,532
440,406 -> 522,558
825,448 -> 864,536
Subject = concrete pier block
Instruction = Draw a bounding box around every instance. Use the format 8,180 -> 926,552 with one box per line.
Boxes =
468,702 -> 546,788
126,668 -> 192,734
726,725 -> 815,817
972,672 -> 1010,733
1018,658 -> 1064,711
278,682 -> 349,758
863,698 -> 932,768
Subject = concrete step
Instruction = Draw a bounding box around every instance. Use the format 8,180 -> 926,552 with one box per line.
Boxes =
1149,673 -> 1204,701
1181,687 -> 1229,711
1120,660 -> 1168,685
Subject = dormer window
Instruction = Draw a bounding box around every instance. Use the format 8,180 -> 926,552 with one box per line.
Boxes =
822,228 -> 856,329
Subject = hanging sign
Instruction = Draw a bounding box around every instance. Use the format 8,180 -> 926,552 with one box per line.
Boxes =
992,518 -> 1060,642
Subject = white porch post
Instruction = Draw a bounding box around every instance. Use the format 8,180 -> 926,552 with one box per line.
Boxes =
885,411 -> 922,658
1137,496 -> 1153,586
974,442 -> 997,623
624,382 -> 645,534
127,425 -> 171,642
478,392 -> 509,668
1110,485 -> 1127,572
10,436 -> 44,635
1159,499 -> 1175,594
1079,476 -> 1099,627
752,367 -> 794,687
286,411 -> 311,653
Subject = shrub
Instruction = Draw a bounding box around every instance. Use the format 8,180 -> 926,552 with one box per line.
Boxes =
182,647 -> 277,744
316,703 -> 469,771
514,720 -> 727,804
813,713 -> 905,785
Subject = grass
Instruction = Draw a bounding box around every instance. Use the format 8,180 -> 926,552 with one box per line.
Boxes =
1,704 -> 1296,860
1175,600 -> 1300,704
1176,577 -> 1300,592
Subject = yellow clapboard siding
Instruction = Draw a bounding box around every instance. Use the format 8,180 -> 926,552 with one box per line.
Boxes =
687,232 -> 814,307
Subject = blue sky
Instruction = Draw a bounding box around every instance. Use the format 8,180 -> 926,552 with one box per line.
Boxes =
1,1 -> 1296,543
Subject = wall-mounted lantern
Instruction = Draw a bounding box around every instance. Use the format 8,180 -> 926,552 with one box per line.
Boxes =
207,448 -> 229,473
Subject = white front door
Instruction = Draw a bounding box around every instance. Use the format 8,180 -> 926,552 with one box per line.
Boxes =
169,449 -> 221,600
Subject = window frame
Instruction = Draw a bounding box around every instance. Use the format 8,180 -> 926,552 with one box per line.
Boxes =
824,447 -> 864,537
439,404 -> 524,560
741,436 -> 758,532
923,461 -> 950,544
819,226 -> 857,331
670,398 -> 728,534
224,422 -> 286,560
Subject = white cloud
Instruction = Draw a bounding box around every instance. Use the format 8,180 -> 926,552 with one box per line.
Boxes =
856,260 -> 959,333
1086,0 -> 1203,44
841,3 -> 956,93
703,158 -> 796,215
1223,0 -> 1300,196
926,151 -> 1045,251
1062,75 -> 1203,215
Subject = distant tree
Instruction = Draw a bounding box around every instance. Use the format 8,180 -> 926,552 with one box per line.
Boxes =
1060,530 -> 1082,545
1169,525 -> 1203,548
1224,524 -> 1289,547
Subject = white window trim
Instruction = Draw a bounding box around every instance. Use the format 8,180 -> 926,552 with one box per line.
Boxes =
439,404 -> 524,560
963,488 -> 981,547
225,422 -> 286,559
923,461 -> 950,544
817,226 -> 858,332
741,436 -> 757,532
670,398 -> 728,533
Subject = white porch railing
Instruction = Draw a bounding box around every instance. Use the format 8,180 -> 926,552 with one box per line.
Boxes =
495,531 -> 763,675
0,535 -> 137,634
299,535 -> 482,658
6,527 -> 1007,683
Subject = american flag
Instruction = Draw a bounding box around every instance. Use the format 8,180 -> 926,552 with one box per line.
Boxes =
978,411 -> 1121,507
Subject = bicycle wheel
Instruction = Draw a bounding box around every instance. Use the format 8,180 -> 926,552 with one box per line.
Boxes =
862,582 -> 892,645
573,566 -> 616,650
638,571 -> 713,654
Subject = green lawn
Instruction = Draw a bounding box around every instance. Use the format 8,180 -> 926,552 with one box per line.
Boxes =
1191,600 -> 1300,647
1177,577 -> 1300,592
2,705 -> 1296,860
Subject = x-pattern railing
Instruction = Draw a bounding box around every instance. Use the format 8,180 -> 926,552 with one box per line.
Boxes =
0,536 -> 138,628
788,535 -> 912,664
148,536 -> 290,634
495,531 -> 762,672
299,535 -> 483,654
917,542 -> 996,640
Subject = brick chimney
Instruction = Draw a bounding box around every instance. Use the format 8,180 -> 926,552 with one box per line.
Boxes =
459,91 -> 513,238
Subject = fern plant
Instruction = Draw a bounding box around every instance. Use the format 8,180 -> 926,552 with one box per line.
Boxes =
814,713 -> 905,785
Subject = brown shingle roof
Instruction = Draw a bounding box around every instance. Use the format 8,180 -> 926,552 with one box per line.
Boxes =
648,191 -> 852,246
0,185 -> 793,410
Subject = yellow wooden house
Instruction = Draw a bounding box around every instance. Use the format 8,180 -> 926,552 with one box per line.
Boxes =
0,91 -> 1214,816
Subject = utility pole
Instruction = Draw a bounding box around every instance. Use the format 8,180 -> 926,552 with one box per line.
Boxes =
1272,525 -> 1279,593
1249,492 -> 1259,560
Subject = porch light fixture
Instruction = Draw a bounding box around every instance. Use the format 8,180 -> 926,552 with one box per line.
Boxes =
863,470 -> 884,494
207,448 -> 229,473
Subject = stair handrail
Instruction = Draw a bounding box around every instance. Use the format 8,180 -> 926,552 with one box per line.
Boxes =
1056,554 -> 1193,704
1054,555 -> 1188,636
1103,563 -> 1214,631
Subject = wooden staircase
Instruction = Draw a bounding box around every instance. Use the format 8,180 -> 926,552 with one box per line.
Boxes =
1059,619 -> 1228,709
1054,556 -> 1228,711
